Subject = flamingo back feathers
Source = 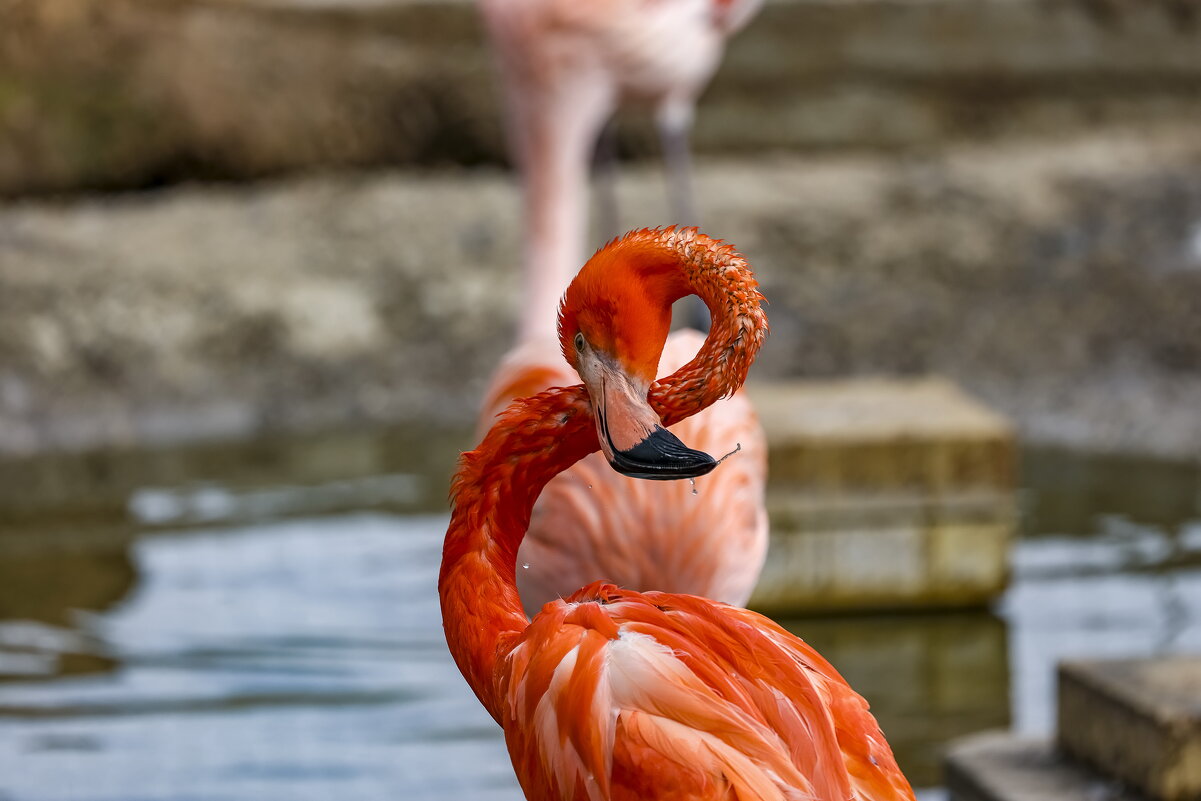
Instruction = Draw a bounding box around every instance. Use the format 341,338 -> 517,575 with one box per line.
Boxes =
502,584 -> 915,801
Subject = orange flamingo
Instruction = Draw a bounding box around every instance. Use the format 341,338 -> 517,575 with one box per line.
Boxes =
478,0 -> 768,612
441,228 -> 915,801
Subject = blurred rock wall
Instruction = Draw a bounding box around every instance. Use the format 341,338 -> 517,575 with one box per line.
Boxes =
0,0 -> 499,195
2,0 -> 1200,195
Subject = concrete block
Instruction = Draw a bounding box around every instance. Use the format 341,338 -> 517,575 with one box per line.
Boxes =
945,730 -> 1144,801
746,379 -> 1017,613
1058,657 -> 1201,801
752,490 -> 1013,612
748,379 -> 1015,492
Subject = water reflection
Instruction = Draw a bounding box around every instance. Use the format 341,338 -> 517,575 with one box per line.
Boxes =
0,534 -> 134,681
0,545 -> 135,630
0,514 -> 522,801
0,425 -> 471,684
780,613 -> 1009,788
0,425 -> 469,527
1021,446 -> 1200,536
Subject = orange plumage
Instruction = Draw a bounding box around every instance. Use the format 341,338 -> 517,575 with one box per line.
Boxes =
441,228 -> 916,801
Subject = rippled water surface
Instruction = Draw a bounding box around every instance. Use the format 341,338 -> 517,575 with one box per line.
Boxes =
1,428 -> 1198,799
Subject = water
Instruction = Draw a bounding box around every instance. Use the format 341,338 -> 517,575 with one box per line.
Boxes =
0,430 -> 1198,799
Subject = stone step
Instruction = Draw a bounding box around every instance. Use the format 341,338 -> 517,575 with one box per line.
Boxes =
4,0 -> 1201,194
746,378 -> 1017,613
751,495 -> 1013,612
945,730 -> 1145,801
749,378 -> 1015,492
1058,657 -> 1201,801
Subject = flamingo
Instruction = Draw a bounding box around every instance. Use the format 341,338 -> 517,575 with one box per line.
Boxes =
479,0 -> 762,341
441,227 -> 915,801
477,0 -> 768,612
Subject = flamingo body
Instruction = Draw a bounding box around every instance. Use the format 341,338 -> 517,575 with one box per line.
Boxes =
441,228 -> 915,801
503,582 -> 913,801
480,330 -> 767,612
481,0 -> 749,126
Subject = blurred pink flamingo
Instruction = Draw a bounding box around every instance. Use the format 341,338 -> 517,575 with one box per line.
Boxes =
481,0 -> 763,342
476,0 -> 767,614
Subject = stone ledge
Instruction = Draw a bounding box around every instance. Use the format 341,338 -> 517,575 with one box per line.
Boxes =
749,514 -> 1012,613
746,378 -> 1016,612
1058,657 -> 1201,801
945,730 -> 1146,801
748,379 -> 1014,491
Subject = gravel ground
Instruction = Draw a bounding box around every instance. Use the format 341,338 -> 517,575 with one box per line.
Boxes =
1,123 -> 1199,460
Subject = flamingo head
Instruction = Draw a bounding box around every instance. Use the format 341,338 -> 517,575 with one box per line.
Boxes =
557,234 -> 716,481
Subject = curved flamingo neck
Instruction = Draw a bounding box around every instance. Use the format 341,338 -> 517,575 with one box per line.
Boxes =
439,226 -> 766,721
439,386 -> 594,720
641,228 -> 767,425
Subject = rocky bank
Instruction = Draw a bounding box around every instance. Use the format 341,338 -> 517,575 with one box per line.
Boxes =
1,124 -> 1199,460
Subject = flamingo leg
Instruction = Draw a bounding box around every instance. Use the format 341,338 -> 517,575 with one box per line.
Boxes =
658,102 -> 709,331
593,118 -> 621,243
658,106 -> 699,230
513,76 -> 616,344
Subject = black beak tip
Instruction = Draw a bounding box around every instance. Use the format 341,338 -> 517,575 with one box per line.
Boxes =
609,426 -> 717,481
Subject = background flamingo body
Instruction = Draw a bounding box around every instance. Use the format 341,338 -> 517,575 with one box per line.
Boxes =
479,331 -> 767,612
441,228 -> 915,801
478,0 -> 768,612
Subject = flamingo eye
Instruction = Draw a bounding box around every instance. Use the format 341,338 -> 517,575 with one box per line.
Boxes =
574,332 -> 586,352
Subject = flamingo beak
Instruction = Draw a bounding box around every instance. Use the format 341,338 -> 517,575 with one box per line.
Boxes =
581,351 -> 716,481
607,425 -> 717,481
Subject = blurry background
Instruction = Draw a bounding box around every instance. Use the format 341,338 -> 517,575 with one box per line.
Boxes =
1,0 -> 1200,799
